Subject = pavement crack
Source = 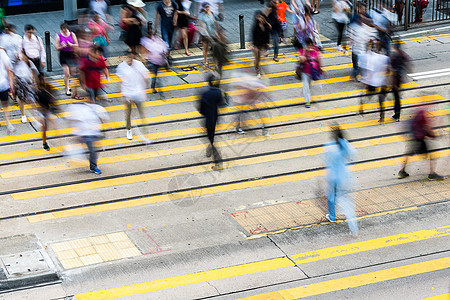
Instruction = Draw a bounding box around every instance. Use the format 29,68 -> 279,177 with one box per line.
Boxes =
206,281 -> 221,296
266,236 -> 310,278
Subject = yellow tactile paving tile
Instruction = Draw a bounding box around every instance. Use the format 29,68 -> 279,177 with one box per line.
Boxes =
238,257 -> 450,300
50,231 -> 141,269
74,226 -> 450,300
26,148 -> 449,223
230,180 -> 449,236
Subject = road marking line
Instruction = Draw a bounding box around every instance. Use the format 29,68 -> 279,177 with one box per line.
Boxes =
25,148 -> 449,222
74,257 -> 294,300
11,95 -> 444,200
73,227 -> 449,300
409,68 -> 450,77
10,133 -> 406,200
2,62 -> 355,119
237,257 -> 450,299
9,106 -> 449,178
291,226 -> 450,263
421,294 -> 450,300
412,72 -> 450,80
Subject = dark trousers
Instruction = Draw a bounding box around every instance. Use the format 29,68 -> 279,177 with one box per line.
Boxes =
30,57 -> 44,77
149,63 -> 161,90
81,135 -> 99,170
351,53 -> 359,78
360,85 -> 388,120
392,74 -> 402,118
334,21 -> 346,46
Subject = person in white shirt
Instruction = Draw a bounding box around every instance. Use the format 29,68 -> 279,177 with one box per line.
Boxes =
0,48 -> 15,134
21,24 -> 46,78
0,24 -> 22,65
90,0 -> 113,24
66,100 -> 109,174
332,0 -> 350,53
359,39 -> 390,123
116,53 -> 150,141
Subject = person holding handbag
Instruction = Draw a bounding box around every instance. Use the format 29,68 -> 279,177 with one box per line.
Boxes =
297,38 -> 323,108
55,23 -> 79,97
120,0 -> 146,54
88,13 -> 112,57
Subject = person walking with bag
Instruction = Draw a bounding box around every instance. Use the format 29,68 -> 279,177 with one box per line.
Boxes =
117,53 -> 150,141
89,13 -> 112,57
79,45 -> 110,103
0,47 -> 15,134
55,23 -> 79,97
21,24 -> 46,79
297,38 -> 323,108
120,0 -> 146,54
197,2 -> 219,69
390,41 -> 411,122
265,0 -> 282,62
323,124 -> 358,236
140,28 -> 168,94
332,0 -> 350,54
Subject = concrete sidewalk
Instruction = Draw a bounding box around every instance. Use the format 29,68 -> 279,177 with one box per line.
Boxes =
5,0 -> 337,74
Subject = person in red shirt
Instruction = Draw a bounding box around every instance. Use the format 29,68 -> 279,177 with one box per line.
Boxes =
276,0 -> 293,42
79,45 -> 110,102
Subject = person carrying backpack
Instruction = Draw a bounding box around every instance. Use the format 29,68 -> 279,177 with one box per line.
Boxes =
398,108 -> 444,181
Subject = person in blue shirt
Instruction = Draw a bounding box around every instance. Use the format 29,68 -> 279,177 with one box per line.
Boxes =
323,124 -> 358,236
154,0 -> 178,51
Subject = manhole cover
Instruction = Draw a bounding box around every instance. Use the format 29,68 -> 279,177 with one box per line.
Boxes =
1,250 -> 50,276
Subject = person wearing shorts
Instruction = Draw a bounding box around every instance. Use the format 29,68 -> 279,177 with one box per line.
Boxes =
0,48 -> 15,133
55,23 -> 79,97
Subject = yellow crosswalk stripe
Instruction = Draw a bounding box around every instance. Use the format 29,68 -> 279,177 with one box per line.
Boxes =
47,32 -> 450,86
238,257 -> 450,299
25,148 -> 449,222
10,95 -> 444,200
2,107 -> 448,179
292,226 -> 450,263
0,81 -> 422,164
421,294 -> 450,300
73,226 -> 450,300
2,61 -> 355,118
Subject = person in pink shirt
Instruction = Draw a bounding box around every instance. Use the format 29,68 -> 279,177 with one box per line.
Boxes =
140,29 -> 168,94
88,13 -> 112,57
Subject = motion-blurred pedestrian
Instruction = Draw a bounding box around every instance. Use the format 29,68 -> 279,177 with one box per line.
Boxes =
265,0 -> 282,62
66,99 -> 110,174
21,24 -> 46,79
35,78 -> 57,151
198,74 -> 224,169
175,0 -> 194,56
323,124 -> 358,236
154,0 -> 178,51
140,29 -> 168,94
0,48 -> 15,134
13,51 -> 39,124
89,13 -> 112,57
275,0 -> 293,43
398,108 -> 444,181
390,41 -> 411,122
293,6 -> 321,48
359,39 -> 389,123
117,53 -> 150,141
297,38 -> 323,108
120,0 -> 146,54
332,0 -> 350,54
197,2 -> 220,69
89,0 -> 113,24
79,45 -> 110,102
232,72 -> 270,137
0,24 -> 22,66
252,11 -> 271,79
55,23 -> 79,97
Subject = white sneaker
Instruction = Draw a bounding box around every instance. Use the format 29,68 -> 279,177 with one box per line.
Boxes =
126,129 -> 133,140
256,73 -> 261,79
21,115 -> 27,123
337,45 -> 343,52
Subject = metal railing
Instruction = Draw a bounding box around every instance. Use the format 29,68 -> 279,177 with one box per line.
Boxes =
356,0 -> 450,30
